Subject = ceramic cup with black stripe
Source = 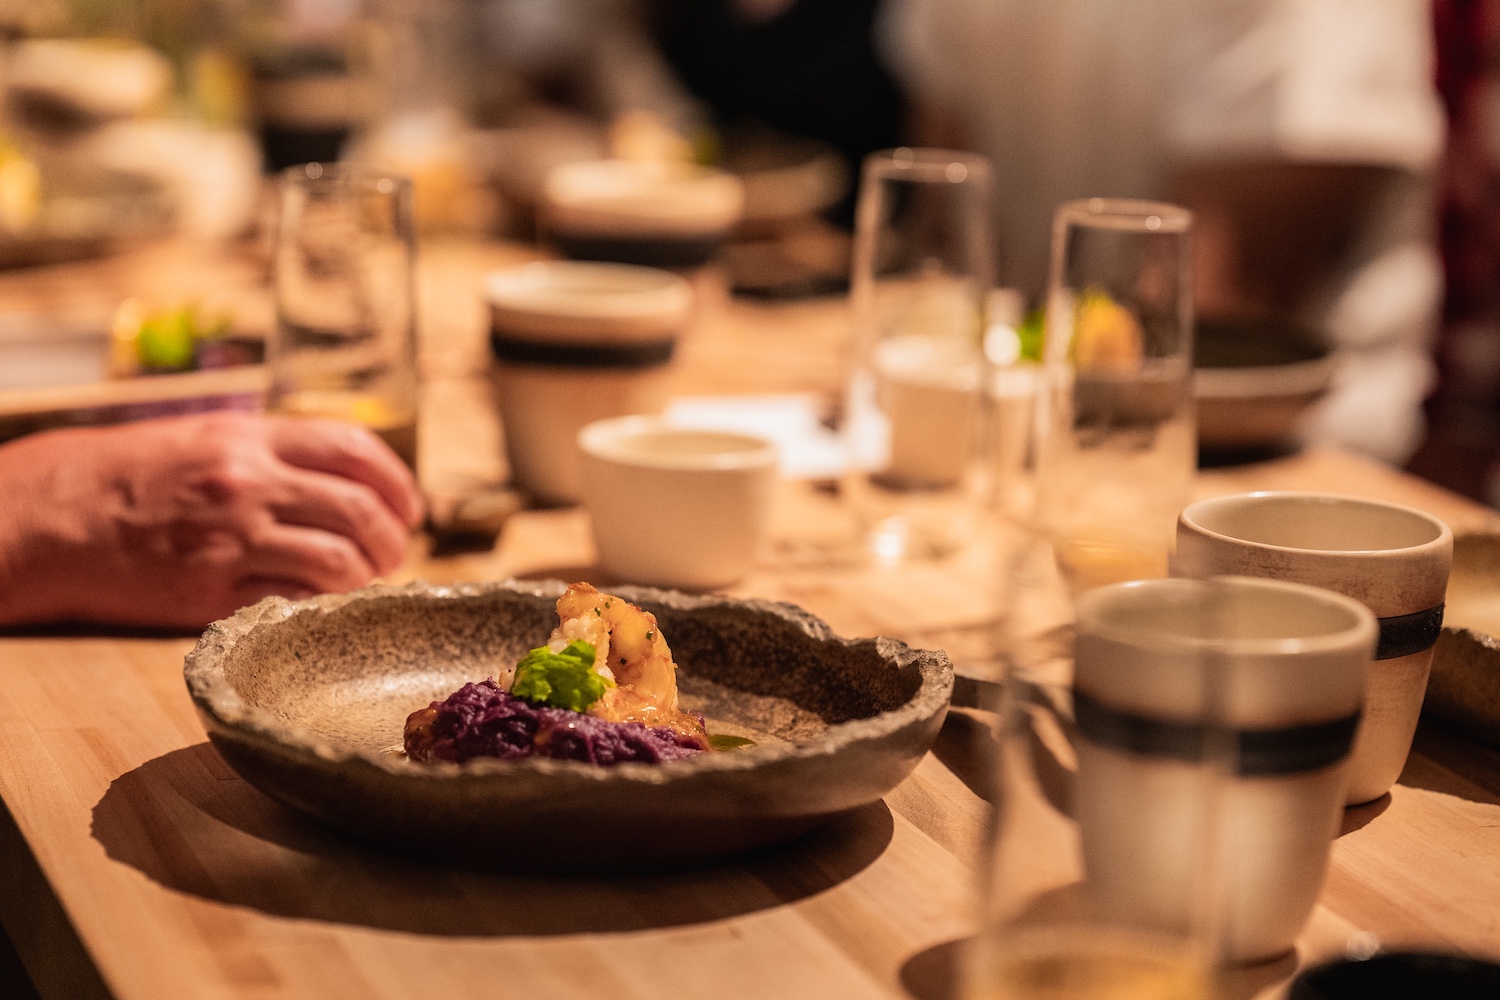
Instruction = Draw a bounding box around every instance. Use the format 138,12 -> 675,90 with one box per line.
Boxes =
1176,492 -> 1452,805
486,261 -> 692,505
541,160 -> 744,269
1074,576 -> 1376,962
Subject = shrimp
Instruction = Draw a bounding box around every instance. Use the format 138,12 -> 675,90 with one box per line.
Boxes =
548,582 -> 705,741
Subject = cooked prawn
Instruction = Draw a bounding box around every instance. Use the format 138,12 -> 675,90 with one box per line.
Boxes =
548,582 -> 705,740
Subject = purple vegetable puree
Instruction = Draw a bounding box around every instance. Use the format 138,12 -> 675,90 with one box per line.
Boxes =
407,679 -> 708,765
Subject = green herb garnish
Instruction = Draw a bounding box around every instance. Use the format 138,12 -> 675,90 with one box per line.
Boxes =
511,640 -> 612,712
135,303 -> 232,371
1016,308 -> 1045,363
708,734 -> 756,751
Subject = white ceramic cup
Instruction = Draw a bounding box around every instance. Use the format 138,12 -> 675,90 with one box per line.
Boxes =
578,416 -> 777,589
1175,492 -> 1453,805
486,261 -> 692,505
1074,576 -> 1376,963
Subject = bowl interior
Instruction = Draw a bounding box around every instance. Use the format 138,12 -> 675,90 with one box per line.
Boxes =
1446,533 -> 1500,637
1185,494 -> 1444,552
215,588 -> 923,757
1195,317 -> 1328,369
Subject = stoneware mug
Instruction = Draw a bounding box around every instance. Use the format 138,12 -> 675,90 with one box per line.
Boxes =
578,416 -> 777,589
1074,576 -> 1376,963
486,261 -> 692,505
1175,492 -> 1453,805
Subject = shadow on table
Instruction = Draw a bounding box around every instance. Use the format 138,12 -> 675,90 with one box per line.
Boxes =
0,622 -> 198,638
1338,792 -> 1391,836
1396,722 -> 1500,806
929,709 -> 996,804
897,935 -> 1301,1000
900,936 -> 968,1000
92,743 -> 893,936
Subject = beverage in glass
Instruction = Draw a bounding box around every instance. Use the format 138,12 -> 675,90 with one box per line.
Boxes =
1032,199 -> 1194,593
843,147 -> 995,562
271,163 -> 419,471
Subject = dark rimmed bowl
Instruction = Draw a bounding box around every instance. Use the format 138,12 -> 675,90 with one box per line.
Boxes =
183,580 -> 953,870
1289,951 -> 1500,999
1195,316 -> 1334,450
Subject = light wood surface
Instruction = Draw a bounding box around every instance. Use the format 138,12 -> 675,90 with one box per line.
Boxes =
1,240 -> 1499,1000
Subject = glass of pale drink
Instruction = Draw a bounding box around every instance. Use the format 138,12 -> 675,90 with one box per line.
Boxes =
270,163 -> 419,473
842,147 -> 995,562
1031,198 -> 1195,595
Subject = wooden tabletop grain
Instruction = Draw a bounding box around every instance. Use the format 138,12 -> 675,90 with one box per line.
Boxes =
2,240 -> 1499,1000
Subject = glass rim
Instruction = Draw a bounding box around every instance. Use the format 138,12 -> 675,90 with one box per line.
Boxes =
1178,491 -> 1451,557
1054,197 -> 1192,233
863,146 -> 992,184
1074,575 -> 1377,657
279,162 -> 413,195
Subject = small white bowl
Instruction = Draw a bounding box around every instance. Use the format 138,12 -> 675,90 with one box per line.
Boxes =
578,416 -> 777,589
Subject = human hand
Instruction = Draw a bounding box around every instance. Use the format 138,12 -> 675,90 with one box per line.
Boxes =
0,412 -> 424,628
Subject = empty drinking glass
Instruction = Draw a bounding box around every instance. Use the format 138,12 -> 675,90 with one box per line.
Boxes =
1031,199 -> 1194,594
842,147 -> 995,562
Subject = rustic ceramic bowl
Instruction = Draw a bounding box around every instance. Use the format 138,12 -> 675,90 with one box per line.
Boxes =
1427,532 -> 1500,746
183,580 -> 953,870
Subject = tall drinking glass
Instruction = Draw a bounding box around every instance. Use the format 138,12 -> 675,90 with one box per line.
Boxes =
964,559 -> 1233,1000
1032,199 -> 1194,594
843,148 -> 994,562
271,163 -> 419,472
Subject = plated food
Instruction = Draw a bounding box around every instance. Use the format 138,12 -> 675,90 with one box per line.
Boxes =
403,583 -> 716,765
183,580 -> 953,868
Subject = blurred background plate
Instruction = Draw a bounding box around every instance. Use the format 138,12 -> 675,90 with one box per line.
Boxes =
0,312 -> 264,442
1195,316 -> 1334,454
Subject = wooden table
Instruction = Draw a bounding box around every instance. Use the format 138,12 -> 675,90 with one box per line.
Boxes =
2,240 -> 1500,1000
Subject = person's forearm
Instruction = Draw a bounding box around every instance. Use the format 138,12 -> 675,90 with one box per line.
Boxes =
0,434 -> 66,625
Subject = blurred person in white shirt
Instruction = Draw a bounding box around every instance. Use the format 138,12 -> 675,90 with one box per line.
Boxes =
883,0 -> 1445,463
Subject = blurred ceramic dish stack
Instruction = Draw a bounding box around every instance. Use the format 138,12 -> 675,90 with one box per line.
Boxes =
718,130 -> 850,298
1194,317 -> 1334,455
486,260 -> 692,504
541,159 -> 744,268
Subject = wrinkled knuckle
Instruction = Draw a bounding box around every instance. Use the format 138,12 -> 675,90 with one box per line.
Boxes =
198,458 -> 263,507
343,485 -> 381,526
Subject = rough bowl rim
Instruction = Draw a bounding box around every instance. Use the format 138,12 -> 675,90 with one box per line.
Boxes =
183,579 -> 955,789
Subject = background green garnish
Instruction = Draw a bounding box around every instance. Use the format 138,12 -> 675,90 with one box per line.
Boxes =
135,303 -> 232,371
708,734 -> 756,751
511,640 -> 612,713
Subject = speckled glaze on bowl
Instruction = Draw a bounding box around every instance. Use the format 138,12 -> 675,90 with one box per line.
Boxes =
1427,532 -> 1500,747
183,580 -> 953,870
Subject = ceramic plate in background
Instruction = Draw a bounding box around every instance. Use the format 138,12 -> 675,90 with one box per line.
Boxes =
1195,316 -> 1334,452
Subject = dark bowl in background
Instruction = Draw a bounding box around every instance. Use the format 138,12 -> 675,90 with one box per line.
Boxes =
1195,315 -> 1334,452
